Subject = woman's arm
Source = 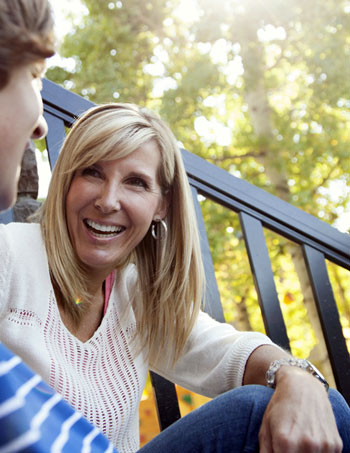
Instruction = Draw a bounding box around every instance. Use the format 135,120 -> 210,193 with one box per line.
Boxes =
244,345 -> 343,452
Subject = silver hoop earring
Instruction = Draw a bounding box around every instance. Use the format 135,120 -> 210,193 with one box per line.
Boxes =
151,219 -> 168,240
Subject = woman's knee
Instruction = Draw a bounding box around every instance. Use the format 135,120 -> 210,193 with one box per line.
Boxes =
224,385 -> 274,406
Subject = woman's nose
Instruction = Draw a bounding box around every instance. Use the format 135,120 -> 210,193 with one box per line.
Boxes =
31,114 -> 48,141
94,184 -> 122,213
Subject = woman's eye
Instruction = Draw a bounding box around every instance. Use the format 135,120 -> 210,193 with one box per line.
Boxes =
127,177 -> 148,189
81,167 -> 102,178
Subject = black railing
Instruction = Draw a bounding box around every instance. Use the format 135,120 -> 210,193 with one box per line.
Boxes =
3,78 -> 350,428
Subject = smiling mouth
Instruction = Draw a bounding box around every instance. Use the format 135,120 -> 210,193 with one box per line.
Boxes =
84,219 -> 126,238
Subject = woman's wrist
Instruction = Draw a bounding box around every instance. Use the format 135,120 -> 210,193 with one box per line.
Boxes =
266,358 -> 329,393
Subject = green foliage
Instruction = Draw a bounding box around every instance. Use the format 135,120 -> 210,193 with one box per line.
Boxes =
181,394 -> 193,405
48,0 -> 350,360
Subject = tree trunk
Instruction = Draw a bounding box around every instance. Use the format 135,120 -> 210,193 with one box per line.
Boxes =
239,29 -> 335,385
13,142 -> 41,222
233,292 -> 253,332
287,243 -> 335,386
330,265 -> 350,322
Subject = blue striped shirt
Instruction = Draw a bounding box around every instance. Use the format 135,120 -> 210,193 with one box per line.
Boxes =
0,343 -> 118,453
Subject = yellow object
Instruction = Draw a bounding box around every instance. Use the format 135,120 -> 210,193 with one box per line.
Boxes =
139,384 -> 211,447
283,291 -> 294,305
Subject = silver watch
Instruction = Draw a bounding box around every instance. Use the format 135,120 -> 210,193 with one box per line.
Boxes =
266,358 -> 329,392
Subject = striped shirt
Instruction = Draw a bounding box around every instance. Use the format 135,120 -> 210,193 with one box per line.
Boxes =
0,342 -> 117,453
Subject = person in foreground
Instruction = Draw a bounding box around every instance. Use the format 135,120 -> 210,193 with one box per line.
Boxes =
0,101 -> 349,453
0,0 -> 117,450
0,0 -> 54,211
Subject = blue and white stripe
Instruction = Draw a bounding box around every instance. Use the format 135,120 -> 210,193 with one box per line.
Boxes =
0,343 -> 117,453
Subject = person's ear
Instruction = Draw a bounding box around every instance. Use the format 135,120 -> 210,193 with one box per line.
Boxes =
155,193 -> 169,220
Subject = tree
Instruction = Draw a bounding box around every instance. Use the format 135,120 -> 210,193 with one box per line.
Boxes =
47,0 -> 350,379
48,0 -> 169,104
186,0 -> 350,381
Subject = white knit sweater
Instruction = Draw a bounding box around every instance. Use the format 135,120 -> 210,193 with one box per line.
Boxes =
0,223 -> 273,453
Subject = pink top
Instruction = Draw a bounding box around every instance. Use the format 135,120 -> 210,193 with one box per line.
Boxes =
104,271 -> 116,315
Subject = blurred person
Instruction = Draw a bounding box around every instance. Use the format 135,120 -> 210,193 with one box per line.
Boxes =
0,0 -> 54,210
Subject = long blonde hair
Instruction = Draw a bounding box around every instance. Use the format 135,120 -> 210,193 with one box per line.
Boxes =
40,103 -> 205,364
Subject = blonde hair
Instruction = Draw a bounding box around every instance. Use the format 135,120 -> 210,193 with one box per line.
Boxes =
40,104 -> 205,364
0,0 -> 55,89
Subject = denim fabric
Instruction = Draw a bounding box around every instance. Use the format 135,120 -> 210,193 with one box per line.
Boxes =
330,388 -> 350,450
140,385 -> 350,453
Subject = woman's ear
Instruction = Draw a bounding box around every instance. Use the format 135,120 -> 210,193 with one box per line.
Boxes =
156,192 -> 169,220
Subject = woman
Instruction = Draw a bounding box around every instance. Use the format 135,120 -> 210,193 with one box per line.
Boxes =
0,103 -> 349,452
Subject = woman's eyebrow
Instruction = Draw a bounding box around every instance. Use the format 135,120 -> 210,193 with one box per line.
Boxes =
127,170 -> 152,178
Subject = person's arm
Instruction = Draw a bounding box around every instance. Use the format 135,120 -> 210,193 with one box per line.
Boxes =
243,344 -> 343,452
243,344 -> 289,385
150,311 -> 276,397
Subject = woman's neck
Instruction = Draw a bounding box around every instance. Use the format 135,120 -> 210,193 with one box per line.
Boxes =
57,279 -> 106,343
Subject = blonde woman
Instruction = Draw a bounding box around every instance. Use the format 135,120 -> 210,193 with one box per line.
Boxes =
1,103 -> 349,452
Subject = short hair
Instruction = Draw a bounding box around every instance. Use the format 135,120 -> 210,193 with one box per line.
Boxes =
40,104 -> 205,364
0,0 -> 55,89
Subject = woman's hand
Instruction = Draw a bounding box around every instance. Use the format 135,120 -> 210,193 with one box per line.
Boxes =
258,367 -> 342,452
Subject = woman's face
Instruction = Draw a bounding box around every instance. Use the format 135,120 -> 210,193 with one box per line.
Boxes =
0,64 -> 47,211
66,140 -> 168,280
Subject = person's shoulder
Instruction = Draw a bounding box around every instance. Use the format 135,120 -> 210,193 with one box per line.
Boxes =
0,222 -> 42,253
0,223 -> 43,291
0,221 -> 41,239
0,222 -> 40,232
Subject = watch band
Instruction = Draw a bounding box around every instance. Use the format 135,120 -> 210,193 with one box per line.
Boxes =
266,358 -> 329,392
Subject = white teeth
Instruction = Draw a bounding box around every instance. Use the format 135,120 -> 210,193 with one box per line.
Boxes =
85,219 -> 123,234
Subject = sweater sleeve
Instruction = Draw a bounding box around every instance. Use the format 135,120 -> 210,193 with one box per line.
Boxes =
150,310 -> 275,398
0,224 -> 12,319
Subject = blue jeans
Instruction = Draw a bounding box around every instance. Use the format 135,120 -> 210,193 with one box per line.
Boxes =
140,385 -> 350,452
